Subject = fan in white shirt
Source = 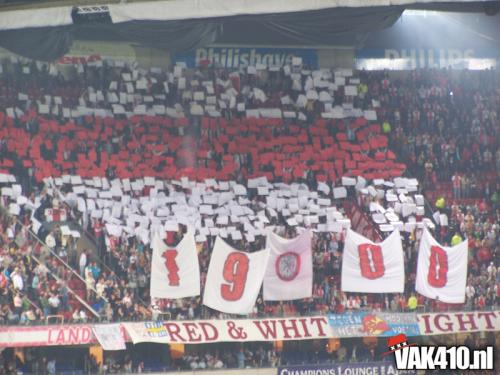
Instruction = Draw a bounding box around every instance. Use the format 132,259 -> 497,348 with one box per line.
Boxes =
79,251 -> 87,276
11,269 -> 24,291
465,285 -> 475,301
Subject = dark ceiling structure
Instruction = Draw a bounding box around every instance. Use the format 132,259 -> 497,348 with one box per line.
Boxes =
0,0 -> 499,61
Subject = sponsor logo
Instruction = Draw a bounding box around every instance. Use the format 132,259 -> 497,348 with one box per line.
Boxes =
276,252 -> 301,281
144,322 -> 168,338
359,314 -> 391,336
173,47 -> 318,68
385,334 -> 495,371
278,362 -> 416,375
329,312 -> 420,338
382,334 -> 417,356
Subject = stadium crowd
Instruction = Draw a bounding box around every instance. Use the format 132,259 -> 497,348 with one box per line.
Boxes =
0,58 -> 498,329
373,69 -> 499,195
361,69 -> 500,311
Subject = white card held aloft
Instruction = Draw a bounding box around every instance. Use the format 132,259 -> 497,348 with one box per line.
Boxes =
333,187 -> 347,199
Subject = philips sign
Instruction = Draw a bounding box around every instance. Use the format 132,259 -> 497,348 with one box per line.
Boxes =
173,47 -> 318,69
356,48 -> 498,70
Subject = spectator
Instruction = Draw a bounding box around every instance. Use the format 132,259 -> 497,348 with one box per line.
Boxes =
451,232 -> 463,246
47,358 -> 56,375
79,250 -> 88,277
237,348 -> 245,369
85,268 -> 96,301
48,293 -> 60,315
407,295 -> 418,311
11,267 -> 24,291
0,60 -> 497,326
465,283 -> 475,308
452,172 -> 461,199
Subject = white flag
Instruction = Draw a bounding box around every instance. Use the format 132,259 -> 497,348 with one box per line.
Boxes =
416,228 -> 468,303
263,229 -> 313,301
150,230 -> 200,299
341,229 -> 405,293
92,324 -> 126,351
203,237 -> 269,315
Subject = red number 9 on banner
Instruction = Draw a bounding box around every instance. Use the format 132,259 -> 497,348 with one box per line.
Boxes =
221,252 -> 249,301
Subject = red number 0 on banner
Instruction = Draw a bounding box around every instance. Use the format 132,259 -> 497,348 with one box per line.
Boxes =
221,252 -> 249,301
428,246 -> 448,288
358,244 -> 385,279
162,250 -> 180,286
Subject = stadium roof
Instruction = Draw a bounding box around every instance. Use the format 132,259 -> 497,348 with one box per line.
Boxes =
0,0 -> 498,61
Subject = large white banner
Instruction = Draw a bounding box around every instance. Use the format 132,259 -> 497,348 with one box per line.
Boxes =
203,237 -> 269,315
418,311 -> 500,336
123,316 -> 330,344
264,229 -> 313,300
150,230 -> 200,299
92,324 -> 126,351
417,310 -> 500,336
0,311 -> 498,348
415,228 -> 468,303
341,229 -> 405,293
0,325 -> 96,348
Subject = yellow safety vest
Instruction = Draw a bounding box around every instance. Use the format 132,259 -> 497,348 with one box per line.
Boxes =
435,197 -> 445,209
382,121 -> 391,133
408,297 -> 418,310
451,234 -> 462,246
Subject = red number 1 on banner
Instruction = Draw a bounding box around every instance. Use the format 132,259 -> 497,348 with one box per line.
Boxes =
428,246 -> 448,288
162,249 -> 180,286
358,244 -> 385,279
221,252 -> 249,301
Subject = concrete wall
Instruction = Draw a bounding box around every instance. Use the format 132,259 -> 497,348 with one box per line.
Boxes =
9,39 -> 495,72
317,48 -> 355,69
0,40 -> 170,68
2,39 -> 498,74
62,40 -> 171,68
132,45 -> 171,69
65,40 -> 137,60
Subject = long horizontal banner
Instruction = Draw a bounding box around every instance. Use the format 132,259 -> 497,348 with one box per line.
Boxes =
418,310 -> 500,336
278,363 -> 416,375
0,311 -> 498,348
0,324 -> 129,348
0,325 -> 97,348
124,316 -> 330,344
328,312 -> 420,338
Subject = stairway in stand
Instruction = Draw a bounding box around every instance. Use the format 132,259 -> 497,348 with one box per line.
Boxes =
67,273 -> 87,318
343,199 -> 383,242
